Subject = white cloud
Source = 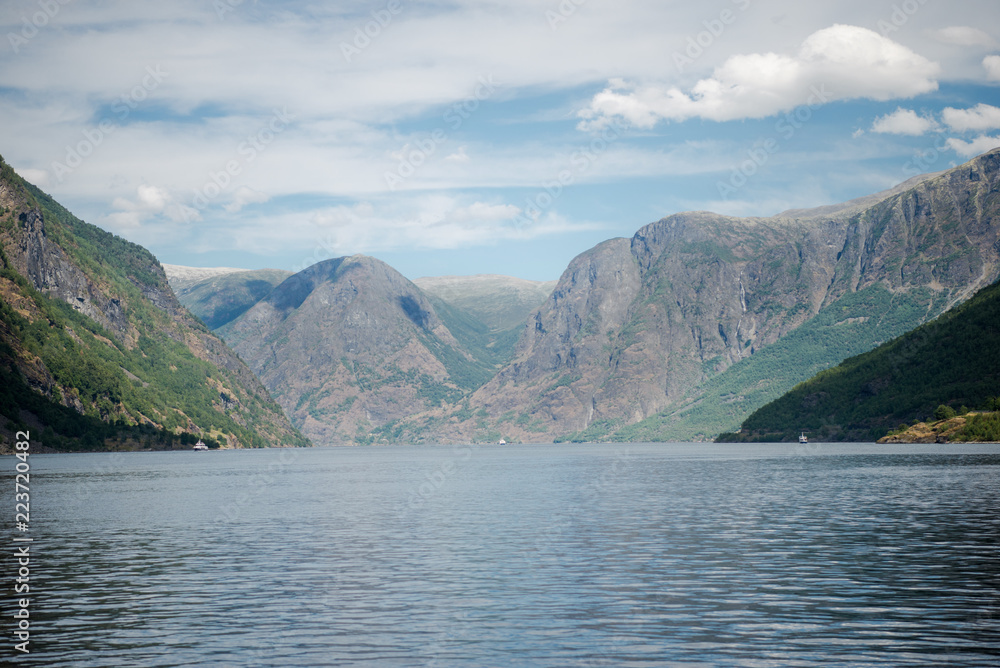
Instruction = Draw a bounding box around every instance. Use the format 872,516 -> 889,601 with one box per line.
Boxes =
105,184 -> 195,229
136,184 -> 168,211
445,146 -> 470,163
196,194 -> 607,270
871,107 -> 938,135
927,27 -> 996,47
105,211 -> 144,229
14,167 -> 49,188
946,135 -> 1000,157
449,202 -> 520,223
579,25 -> 940,128
984,55 -> 1000,81
942,103 -> 1000,132
223,186 -> 270,214
112,185 -> 169,214
2,2 -> 999,272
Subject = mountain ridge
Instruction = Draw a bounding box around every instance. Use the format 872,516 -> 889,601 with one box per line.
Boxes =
94,150 -> 1000,447
396,149 -> 1000,443
220,255 -> 505,444
0,155 -> 309,450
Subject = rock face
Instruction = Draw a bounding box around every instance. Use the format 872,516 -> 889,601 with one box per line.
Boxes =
221,256 -> 495,444
213,149 -> 1000,445
0,157 -> 308,449
458,149 -> 1000,442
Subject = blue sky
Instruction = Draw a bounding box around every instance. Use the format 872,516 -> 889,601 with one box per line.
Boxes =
2,0 -> 1000,281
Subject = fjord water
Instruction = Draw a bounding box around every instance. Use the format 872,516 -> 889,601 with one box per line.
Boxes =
6,443 -> 1000,666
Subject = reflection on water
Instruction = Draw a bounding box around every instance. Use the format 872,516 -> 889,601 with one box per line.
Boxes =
4,443 -> 1000,666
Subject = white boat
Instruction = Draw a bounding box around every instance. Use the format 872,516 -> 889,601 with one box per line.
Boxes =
193,440 -> 209,451
798,432 -> 808,444
498,439 -> 507,446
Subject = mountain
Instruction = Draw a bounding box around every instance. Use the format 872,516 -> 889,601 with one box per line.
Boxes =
413,274 -> 556,372
0,155 -> 309,451
164,265 -> 292,329
719,279 -> 1000,442
413,275 -> 557,332
446,150 -> 1000,443
219,255 -> 504,444
204,149 -> 1000,445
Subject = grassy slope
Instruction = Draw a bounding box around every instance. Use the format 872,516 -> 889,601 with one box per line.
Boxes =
0,165 -> 309,450
725,280 -> 1000,442
607,284 -> 945,442
170,268 -> 292,329
414,275 -> 556,332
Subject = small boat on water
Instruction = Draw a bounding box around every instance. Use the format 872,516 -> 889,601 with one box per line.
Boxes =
799,432 -> 808,444
498,439 -> 507,446
193,440 -> 209,451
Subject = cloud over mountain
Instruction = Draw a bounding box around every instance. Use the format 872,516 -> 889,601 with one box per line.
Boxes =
579,25 -> 940,128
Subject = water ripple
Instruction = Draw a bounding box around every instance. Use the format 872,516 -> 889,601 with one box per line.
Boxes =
3,444 -> 999,666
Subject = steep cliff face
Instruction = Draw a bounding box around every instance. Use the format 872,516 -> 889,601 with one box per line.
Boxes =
460,150 -> 1000,442
1,185 -> 133,344
221,255 -> 495,444
168,150 -> 999,445
0,157 -> 308,450
463,215 -> 837,439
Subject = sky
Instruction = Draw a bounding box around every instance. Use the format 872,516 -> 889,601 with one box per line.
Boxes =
2,0 -> 999,282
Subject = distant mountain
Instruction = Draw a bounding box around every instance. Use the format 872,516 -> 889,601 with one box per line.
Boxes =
446,149 -> 1000,443
161,264 -> 250,288
219,256 -> 502,444
196,149 -> 1000,445
0,155 -> 308,451
413,275 -> 556,332
164,265 -> 292,329
719,279 -> 1000,442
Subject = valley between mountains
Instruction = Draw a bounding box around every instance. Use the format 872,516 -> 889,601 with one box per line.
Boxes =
166,150 -> 1000,446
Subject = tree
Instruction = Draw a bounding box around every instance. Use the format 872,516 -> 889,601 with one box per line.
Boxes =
934,404 -> 956,421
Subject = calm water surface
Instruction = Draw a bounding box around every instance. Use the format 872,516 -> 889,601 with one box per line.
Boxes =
4,443 -> 1000,666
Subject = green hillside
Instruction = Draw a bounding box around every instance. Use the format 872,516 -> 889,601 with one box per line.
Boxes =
607,284 -> 946,442
167,267 -> 292,329
414,274 -> 555,371
0,156 -> 309,451
720,280 -> 1000,442
413,275 -> 555,332
422,292 -> 523,370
